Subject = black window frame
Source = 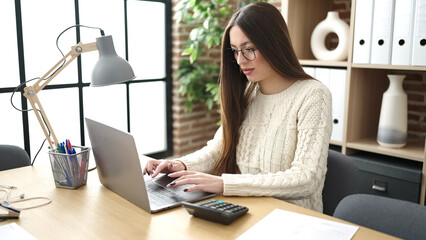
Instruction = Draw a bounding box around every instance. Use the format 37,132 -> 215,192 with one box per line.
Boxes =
5,0 -> 173,160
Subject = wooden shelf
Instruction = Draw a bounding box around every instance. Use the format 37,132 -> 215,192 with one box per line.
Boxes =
299,59 -> 349,68
329,140 -> 343,146
282,0 -> 426,205
352,63 -> 426,71
346,137 -> 425,162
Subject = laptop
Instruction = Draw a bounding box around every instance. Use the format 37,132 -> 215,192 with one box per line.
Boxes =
85,118 -> 215,213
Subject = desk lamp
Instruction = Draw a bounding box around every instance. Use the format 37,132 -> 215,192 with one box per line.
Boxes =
23,34 -> 135,150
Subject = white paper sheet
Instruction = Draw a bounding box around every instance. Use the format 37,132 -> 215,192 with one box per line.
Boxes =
237,208 -> 359,240
0,223 -> 37,240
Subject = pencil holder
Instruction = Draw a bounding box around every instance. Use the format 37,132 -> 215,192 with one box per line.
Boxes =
48,146 -> 91,189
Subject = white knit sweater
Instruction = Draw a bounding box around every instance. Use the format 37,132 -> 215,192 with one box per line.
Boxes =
178,79 -> 332,212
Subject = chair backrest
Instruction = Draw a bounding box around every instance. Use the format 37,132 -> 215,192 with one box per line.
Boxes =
0,145 -> 31,171
334,194 -> 426,240
322,149 -> 358,215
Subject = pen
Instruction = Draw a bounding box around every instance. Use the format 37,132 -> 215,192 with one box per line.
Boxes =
65,139 -> 86,183
67,140 -> 80,186
66,142 -> 77,185
66,139 -> 71,153
60,142 -> 66,154
56,157 -> 72,187
67,139 -> 76,154
57,143 -> 63,153
61,141 -> 74,186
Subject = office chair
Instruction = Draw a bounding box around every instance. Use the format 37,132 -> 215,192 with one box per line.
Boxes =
0,145 -> 31,171
334,194 -> 426,240
322,149 -> 358,216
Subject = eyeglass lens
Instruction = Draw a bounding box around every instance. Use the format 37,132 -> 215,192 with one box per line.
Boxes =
231,48 -> 256,61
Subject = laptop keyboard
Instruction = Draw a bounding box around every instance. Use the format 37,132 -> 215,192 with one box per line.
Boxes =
146,180 -> 185,207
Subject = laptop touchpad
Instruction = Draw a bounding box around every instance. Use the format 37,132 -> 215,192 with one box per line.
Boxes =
153,175 -> 177,188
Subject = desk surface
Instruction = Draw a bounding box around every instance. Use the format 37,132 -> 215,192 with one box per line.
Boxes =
0,161 -> 399,240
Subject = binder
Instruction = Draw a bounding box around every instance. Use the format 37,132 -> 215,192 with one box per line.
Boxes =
314,67 -> 329,87
328,69 -> 346,142
352,0 -> 375,64
412,0 -> 426,66
302,67 -> 316,79
391,0 -> 416,65
370,0 -> 395,64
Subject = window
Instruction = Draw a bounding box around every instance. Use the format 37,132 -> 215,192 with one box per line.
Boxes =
0,0 -> 172,160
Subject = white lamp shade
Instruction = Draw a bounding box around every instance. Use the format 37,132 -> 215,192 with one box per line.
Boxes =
91,35 -> 136,87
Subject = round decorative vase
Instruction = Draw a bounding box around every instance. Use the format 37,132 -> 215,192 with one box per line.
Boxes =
377,74 -> 407,148
310,11 -> 349,61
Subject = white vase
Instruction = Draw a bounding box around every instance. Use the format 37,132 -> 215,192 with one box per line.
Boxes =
377,74 -> 407,148
310,11 -> 349,61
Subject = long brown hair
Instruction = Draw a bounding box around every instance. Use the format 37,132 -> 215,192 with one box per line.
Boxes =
211,2 -> 311,175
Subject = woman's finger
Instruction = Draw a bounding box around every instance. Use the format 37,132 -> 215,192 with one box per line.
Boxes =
169,176 -> 203,187
143,161 -> 154,175
151,160 -> 169,178
167,170 -> 193,178
144,159 -> 162,176
183,185 -> 202,192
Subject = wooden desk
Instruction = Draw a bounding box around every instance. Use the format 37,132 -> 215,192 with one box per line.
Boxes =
0,162 -> 399,240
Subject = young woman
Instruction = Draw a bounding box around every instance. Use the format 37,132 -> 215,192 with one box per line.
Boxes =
144,2 -> 332,212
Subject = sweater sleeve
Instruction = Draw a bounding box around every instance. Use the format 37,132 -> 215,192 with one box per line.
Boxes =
174,126 -> 223,173
222,85 -> 332,200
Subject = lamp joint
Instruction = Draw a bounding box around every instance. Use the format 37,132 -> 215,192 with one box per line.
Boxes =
27,89 -> 35,96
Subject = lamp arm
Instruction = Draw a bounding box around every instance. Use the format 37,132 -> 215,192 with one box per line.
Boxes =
23,41 -> 98,149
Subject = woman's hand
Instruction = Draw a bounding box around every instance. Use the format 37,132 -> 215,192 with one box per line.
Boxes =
143,159 -> 186,178
166,171 -> 224,194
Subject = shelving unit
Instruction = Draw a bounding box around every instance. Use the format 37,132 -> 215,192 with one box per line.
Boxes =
281,0 -> 426,205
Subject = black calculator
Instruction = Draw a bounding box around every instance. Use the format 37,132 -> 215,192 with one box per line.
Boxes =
182,199 -> 249,225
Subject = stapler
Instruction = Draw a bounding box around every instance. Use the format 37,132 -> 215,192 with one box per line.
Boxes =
0,201 -> 20,220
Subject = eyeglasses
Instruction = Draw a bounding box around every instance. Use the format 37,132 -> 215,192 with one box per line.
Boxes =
229,47 -> 257,62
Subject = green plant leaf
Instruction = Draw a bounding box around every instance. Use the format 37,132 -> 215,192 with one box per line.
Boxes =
189,28 -> 199,40
206,98 -> 214,110
190,51 -> 198,63
182,47 -> 193,56
203,18 -> 210,29
189,0 -> 197,7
